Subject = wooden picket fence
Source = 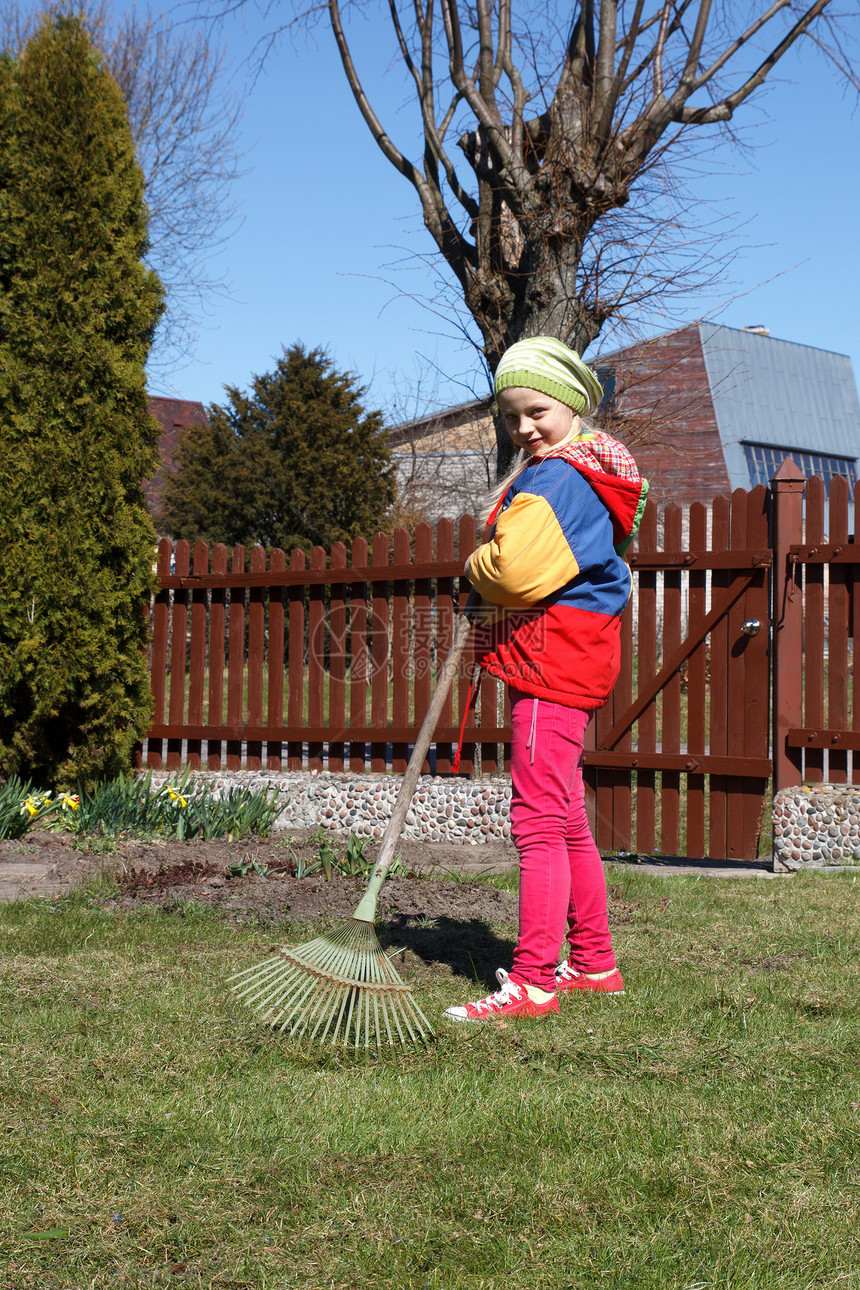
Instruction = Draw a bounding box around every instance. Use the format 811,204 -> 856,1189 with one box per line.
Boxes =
142,469 -> 860,859
777,471 -> 860,789
144,517 -> 506,778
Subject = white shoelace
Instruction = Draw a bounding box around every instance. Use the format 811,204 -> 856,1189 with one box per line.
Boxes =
555,959 -> 581,982
470,968 -> 523,1013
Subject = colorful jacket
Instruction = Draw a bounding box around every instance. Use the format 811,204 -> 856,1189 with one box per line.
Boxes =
467,431 -> 648,710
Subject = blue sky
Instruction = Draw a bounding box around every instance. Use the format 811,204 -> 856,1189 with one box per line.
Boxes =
146,3 -> 860,423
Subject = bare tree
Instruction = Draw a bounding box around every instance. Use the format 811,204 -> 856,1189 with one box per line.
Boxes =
245,0 -> 857,469
0,2 -> 244,374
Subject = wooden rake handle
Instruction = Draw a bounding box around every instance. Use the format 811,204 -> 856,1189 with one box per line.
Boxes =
352,590 -> 483,919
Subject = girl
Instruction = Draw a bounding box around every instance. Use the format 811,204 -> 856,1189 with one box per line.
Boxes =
444,336 -> 648,1022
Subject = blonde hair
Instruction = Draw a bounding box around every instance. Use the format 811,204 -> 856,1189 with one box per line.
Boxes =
480,412 -> 589,525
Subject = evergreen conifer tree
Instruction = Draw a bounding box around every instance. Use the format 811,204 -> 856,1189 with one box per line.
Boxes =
0,16 -> 164,786
160,344 -> 395,553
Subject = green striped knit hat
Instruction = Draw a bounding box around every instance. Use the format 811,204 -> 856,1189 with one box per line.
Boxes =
494,336 -> 603,416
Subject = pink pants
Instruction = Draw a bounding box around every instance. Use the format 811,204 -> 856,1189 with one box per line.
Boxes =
509,690 -> 616,993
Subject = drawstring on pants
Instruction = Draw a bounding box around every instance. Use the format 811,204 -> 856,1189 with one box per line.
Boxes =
526,696 -> 539,766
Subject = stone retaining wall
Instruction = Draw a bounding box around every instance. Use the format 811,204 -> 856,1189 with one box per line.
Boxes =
772,785 -> 860,871
145,772 -> 860,869
147,770 -> 512,844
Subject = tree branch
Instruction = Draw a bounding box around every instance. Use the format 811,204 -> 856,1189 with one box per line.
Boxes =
618,0 -> 698,96
686,0 -> 790,92
678,0 -> 714,89
805,24 -> 860,91
388,0 -> 424,100
594,0 -> 618,116
673,0 -> 834,122
653,0 -> 672,100
329,0 -> 419,183
329,0 -> 476,281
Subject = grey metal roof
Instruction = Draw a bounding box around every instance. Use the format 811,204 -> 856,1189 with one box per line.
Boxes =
699,324 -> 860,490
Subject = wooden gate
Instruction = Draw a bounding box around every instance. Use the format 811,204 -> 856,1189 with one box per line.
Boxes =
584,487 -> 772,860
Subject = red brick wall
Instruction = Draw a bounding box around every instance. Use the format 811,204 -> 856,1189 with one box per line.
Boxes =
145,396 -> 209,518
602,325 -> 731,507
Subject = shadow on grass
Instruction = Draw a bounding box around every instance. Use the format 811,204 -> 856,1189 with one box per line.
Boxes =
380,914 -> 515,991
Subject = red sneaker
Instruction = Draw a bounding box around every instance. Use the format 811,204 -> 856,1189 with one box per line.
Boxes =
555,960 -> 625,994
443,969 -> 559,1022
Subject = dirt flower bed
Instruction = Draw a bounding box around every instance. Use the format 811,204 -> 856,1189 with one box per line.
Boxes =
0,828 -> 520,924
0,829 -> 648,989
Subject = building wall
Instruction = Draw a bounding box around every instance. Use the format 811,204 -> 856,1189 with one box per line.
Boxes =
390,403 -> 497,523
145,396 -> 209,521
598,325 -> 732,508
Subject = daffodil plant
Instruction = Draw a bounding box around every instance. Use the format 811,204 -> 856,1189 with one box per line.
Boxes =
1,771 -> 280,843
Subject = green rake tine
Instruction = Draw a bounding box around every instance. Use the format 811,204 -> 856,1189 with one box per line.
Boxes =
415,1003 -> 434,1042
235,961 -> 299,1010
274,974 -> 329,1033
341,991 -> 361,1046
228,966 -> 290,1003
376,989 -> 392,1048
329,983 -> 355,1045
301,936 -> 341,974
260,985 -> 302,1024
305,931 -> 356,982
226,954 -> 282,985
328,988 -> 351,1047
372,946 -> 410,1041
358,987 -> 370,1050
351,989 -> 361,1050
250,978 -> 299,1026
341,977 -> 360,1044
388,994 -> 406,1048
372,990 -> 383,1049
232,956 -> 295,997
266,963 -> 322,1027
323,991 -> 345,1046
412,993 -> 433,1035
238,953 -> 298,989
300,977 -> 349,1038
400,994 -> 429,1045
266,976 -> 313,1029
398,1009 -> 420,1046
362,989 -> 372,1050
285,985 -> 328,1037
389,995 -> 412,1047
314,984 -> 347,1044
307,979 -> 346,1041
326,933 -> 365,982
365,989 -> 377,1050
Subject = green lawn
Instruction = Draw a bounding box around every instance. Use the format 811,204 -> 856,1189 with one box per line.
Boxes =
0,870 -> 858,1289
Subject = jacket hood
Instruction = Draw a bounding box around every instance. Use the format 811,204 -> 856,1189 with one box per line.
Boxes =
548,431 -> 649,556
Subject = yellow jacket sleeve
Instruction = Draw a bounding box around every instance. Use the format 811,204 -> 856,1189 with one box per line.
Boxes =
467,492 -> 580,607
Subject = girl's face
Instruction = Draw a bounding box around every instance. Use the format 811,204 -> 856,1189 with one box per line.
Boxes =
497,386 -> 576,455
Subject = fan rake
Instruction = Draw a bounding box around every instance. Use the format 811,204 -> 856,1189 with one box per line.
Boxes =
227,592 -> 481,1049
